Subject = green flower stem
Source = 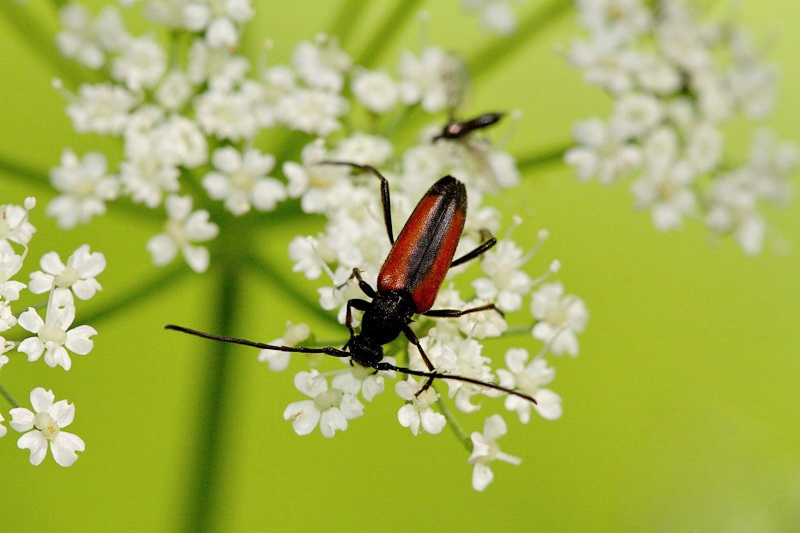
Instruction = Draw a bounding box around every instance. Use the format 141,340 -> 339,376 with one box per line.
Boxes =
467,0 -> 573,80
244,254 -> 340,329
356,0 -> 425,69
49,0 -> 66,10
435,388 -> 472,452
0,383 -> 20,409
0,155 -> 164,225
0,2 -> 88,88
328,0 -> 368,48
516,143 -> 570,172
183,255 -> 242,533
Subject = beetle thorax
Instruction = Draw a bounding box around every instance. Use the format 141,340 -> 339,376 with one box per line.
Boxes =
358,290 -> 415,347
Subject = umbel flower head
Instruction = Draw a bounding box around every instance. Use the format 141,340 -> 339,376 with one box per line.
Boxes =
565,0 -> 798,254
40,0 -> 583,489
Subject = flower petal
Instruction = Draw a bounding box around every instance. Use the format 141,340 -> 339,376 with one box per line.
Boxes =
66,325 -> 97,354
50,399 -> 75,428
319,408 -> 347,438
30,387 -> 55,413
51,431 -> 85,466
17,430 -> 48,465
9,407 -> 34,432
18,337 -> 45,362
471,462 -> 494,491
283,400 -> 319,436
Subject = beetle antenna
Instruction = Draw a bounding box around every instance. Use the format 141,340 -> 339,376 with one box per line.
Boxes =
165,325 -> 537,405
164,325 -> 350,358
372,362 -> 538,405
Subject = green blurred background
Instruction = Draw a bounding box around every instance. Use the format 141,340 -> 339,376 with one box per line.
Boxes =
1,1 -> 799,531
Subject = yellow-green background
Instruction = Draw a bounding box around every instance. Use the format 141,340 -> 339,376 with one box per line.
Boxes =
1,1 -> 799,531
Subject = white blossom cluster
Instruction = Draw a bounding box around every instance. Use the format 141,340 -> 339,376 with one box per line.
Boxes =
461,0 -> 524,36
0,198 -> 102,466
49,1 -> 588,491
565,0 -> 798,255
269,124 -> 586,491
50,1 -> 504,273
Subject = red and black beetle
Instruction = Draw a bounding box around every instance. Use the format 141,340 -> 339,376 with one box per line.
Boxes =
166,162 -> 536,404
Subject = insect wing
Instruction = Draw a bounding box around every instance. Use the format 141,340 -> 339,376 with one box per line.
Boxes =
377,176 -> 467,313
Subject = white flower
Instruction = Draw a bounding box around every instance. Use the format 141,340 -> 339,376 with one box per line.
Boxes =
292,37 -> 351,93
187,39 -> 250,91
194,88 -> 259,141
147,195 -> 219,273
0,302 -> 17,332
705,171 -> 766,256
158,115 -> 208,169
395,377 -> 446,435
334,133 -> 393,168
497,349 -> 562,422
567,36 -> 639,95
17,289 -> 97,371
47,149 -> 119,229
277,89 -> 348,136
120,133 -> 180,208
531,282 -> 588,357
332,357 -> 395,402
631,161 -> 697,232
564,118 -> 642,185
468,414 -> 521,491
66,83 -> 139,135
398,47 -> 464,112
28,245 -> 106,300
0,241 -> 26,302
183,0 -> 254,48
258,321 -> 310,372
471,239 -> 532,312
202,147 -> 287,216
577,0 -> 651,46
155,69 -> 193,111
611,92 -> 664,140
288,236 -> 325,280
56,4 -> 129,68
9,388 -> 85,466
111,35 -> 167,91
0,200 -> 36,247
635,53 -> 681,96
283,140 -> 351,214
283,370 -> 363,438
462,0 -> 522,36
351,69 -> 398,114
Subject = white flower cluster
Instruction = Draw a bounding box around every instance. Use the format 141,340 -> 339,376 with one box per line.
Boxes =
273,123 -> 586,491
461,0 -> 524,36
50,1 -> 509,274
49,1 -> 588,490
565,0 -> 797,255
0,198 -> 101,466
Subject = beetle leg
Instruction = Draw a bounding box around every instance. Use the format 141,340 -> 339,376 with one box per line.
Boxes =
319,161 -> 395,245
450,229 -> 496,268
423,302 -> 504,319
402,325 -> 436,396
337,268 -> 377,299
345,298 -> 371,339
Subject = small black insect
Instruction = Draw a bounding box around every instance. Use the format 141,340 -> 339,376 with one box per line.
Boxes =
432,112 -> 504,142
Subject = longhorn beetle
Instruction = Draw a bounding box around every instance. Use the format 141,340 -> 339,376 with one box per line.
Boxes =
166,161 -> 537,405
